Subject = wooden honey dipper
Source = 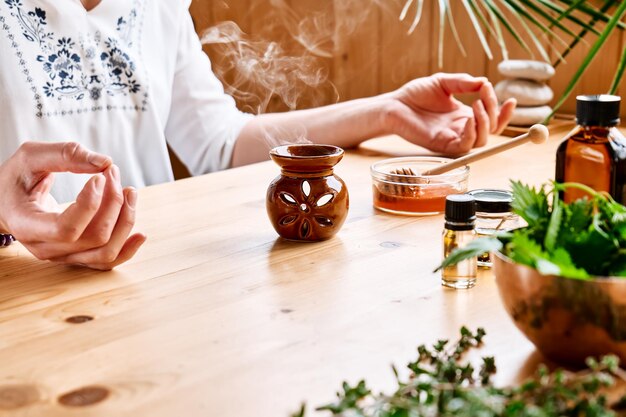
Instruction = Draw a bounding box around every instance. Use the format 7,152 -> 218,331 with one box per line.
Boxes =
421,124 -> 549,176
388,167 -> 418,195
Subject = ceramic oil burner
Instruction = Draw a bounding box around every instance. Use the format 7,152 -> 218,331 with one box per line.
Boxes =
266,144 -> 349,241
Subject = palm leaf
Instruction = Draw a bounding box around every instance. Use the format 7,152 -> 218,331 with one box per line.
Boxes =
401,0 -> 426,34
502,0 -> 566,63
400,0 -> 414,21
400,0 -> 625,119
468,0 -> 495,35
553,0 -> 617,67
462,0 -> 494,59
546,0 -> 626,121
609,44 -> 626,95
516,0 -> 588,42
558,0 -> 626,30
482,1 -> 508,60
444,0 -> 468,58
484,0 -> 535,59
437,0 -> 446,68
537,0 -> 601,36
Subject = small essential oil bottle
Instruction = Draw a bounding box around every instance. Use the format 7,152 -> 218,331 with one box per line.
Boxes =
555,95 -> 626,203
442,194 -> 477,289
467,189 -> 520,268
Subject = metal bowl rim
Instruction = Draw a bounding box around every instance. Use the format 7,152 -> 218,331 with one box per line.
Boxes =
494,250 -> 625,283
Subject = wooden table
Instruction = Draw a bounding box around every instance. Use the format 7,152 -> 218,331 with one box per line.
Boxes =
0,125 -> 575,417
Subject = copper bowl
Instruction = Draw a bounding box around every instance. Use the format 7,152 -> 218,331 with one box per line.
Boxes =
493,251 -> 626,365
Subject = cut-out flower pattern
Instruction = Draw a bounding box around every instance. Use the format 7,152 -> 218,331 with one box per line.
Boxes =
4,0 -> 141,102
277,180 -> 336,240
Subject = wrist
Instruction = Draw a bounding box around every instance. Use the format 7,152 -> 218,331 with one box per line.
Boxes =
353,93 -> 396,139
372,93 -> 407,138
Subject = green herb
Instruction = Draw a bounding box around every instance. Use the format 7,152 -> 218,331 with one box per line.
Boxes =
436,181 -> 626,279
291,328 -> 626,417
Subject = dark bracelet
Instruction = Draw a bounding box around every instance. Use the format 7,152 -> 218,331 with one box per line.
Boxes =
0,234 -> 15,247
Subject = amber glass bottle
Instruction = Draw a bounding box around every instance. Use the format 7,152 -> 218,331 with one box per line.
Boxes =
555,95 -> 626,203
442,194 -> 477,289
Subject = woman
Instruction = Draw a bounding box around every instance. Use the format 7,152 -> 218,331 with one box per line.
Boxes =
0,0 -> 516,269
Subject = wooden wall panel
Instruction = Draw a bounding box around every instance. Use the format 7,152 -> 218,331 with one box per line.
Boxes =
549,12 -> 624,116
620,31 -> 626,106
332,0 -> 380,101
189,0 -> 626,118
285,0 -> 337,109
378,0 -> 434,93
436,1 -> 488,77
206,0 -> 251,31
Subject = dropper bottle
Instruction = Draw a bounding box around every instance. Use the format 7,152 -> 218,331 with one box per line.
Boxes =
442,194 -> 477,289
555,95 -> 626,203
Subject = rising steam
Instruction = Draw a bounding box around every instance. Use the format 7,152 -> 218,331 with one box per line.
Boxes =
200,0 -> 390,115
201,21 -> 330,115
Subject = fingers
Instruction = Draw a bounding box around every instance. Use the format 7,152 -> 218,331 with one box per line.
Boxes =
440,101 -> 489,155
30,173 -> 55,200
434,125 -> 472,155
50,187 -> 144,269
11,174 -> 106,243
461,117 -> 477,152
436,73 -> 487,95
4,142 -> 143,270
452,96 -> 507,154
438,75 -> 510,136
55,174 -> 106,242
472,100 -> 490,148
29,165 -> 123,248
52,233 -> 147,271
479,82 -> 499,133
494,98 -> 517,135
90,233 -> 147,271
79,165 -> 125,247
18,141 -> 112,175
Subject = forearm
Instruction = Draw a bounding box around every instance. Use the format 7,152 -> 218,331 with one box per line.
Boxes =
231,94 -> 395,167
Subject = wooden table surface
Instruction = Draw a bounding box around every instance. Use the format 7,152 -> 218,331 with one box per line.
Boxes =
0,125 -> 576,417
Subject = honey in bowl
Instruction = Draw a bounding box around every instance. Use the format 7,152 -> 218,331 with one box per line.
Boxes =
370,157 -> 469,215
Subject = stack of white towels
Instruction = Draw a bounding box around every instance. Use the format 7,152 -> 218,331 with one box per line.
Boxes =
495,60 -> 555,126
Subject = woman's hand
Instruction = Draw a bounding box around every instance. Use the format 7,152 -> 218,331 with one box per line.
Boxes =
385,73 -> 517,154
0,142 -> 146,270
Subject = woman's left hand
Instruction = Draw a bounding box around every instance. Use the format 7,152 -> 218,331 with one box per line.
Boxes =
384,73 -> 517,155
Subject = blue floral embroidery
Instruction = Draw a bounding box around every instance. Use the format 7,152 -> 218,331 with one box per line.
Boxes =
4,0 -> 142,102
4,0 -> 52,45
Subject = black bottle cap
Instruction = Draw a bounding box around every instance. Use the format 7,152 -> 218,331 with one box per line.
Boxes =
576,95 -> 620,127
467,189 -> 513,213
445,194 -> 476,224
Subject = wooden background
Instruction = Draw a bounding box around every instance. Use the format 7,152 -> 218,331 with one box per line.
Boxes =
189,0 -> 626,117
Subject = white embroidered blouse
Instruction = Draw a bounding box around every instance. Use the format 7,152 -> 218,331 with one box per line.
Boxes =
0,0 -> 253,202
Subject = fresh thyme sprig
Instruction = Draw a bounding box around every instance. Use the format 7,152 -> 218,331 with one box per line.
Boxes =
291,328 -> 626,417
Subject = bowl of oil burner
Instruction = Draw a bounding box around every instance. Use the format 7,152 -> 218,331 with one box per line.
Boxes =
370,157 -> 469,216
266,144 -> 349,242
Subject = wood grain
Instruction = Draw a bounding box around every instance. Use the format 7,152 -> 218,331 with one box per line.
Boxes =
379,0 -> 435,93
549,2 -> 624,116
189,1 -> 626,117
0,125 -> 579,417
332,0 -> 380,101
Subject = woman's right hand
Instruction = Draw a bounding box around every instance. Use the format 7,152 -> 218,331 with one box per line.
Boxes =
0,142 -> 146,270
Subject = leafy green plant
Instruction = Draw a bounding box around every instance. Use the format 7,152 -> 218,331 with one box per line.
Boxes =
437,181 -> 626,279
400,0 -> 626,118
291,328 -> 626,417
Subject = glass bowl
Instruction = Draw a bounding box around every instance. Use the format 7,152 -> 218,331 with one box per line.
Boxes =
370,157 -> 470,215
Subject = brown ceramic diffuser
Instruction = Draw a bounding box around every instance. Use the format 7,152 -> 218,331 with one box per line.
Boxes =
267,144 -> 349,241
